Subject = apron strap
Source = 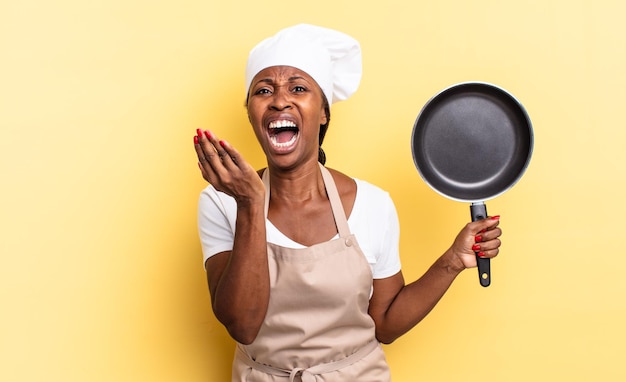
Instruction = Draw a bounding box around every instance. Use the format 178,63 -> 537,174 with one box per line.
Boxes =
236,340 -> 379,381
261,163 -> 352,238
262,168 -> 270,219
318,163 -> 351,238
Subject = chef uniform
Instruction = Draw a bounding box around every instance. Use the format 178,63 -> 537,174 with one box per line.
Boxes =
225,24 -> 391,381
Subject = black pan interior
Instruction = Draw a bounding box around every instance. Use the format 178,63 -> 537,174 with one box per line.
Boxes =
412,82 -> 533,202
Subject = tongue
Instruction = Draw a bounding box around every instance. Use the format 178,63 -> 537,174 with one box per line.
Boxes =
274,130 -> 297,143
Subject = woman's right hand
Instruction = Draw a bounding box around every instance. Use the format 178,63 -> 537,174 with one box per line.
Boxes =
194,129 -> 265,205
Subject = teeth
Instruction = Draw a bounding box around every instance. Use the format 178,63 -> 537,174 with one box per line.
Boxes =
268,120 -> 298,149
269,120 -> 297,129
270,133 -> 298,148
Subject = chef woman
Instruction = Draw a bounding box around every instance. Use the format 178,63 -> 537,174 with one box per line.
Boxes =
194,24 -> 502,381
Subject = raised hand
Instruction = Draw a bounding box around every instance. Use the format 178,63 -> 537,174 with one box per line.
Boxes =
194,129 -> 265,204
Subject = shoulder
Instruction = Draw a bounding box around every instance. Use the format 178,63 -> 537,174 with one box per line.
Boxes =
325,167 -> 396,217
325,167 -> 357,216
326,167 -> 357,196
325,166 -> 392,202
353,179 -> 397,222
354,178 -> 391,199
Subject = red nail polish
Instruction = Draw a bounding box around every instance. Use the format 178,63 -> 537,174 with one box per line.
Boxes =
472,244 -> 481,251
204,131 -> 212,139
477,252 -> 486,258
219,140 -> 226,147
196,128 -> 202,137
194,136 -> 199,144
481,229 -> 487,234
491,215 -> 501,220
475,235 -> 482,242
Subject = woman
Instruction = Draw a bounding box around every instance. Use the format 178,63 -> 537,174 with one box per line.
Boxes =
194,24 -> 502,381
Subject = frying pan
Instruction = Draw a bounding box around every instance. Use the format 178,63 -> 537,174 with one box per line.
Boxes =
411,82 -> 533,287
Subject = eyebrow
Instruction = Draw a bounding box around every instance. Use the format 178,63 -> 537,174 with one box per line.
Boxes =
255,76 -> 308,86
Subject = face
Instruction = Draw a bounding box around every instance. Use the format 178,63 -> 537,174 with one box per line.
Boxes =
246,65 -> 328,169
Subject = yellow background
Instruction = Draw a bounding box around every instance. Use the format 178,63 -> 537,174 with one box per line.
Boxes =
2,0 -> 625,381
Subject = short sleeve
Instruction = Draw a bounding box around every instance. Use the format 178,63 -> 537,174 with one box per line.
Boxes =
349,180 -> 402,279
372,193 -> 401,279
197,185 -> 237,268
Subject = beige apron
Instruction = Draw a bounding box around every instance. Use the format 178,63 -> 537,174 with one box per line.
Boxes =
231,164 -> 391,382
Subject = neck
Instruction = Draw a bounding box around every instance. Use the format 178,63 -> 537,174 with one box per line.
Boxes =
267,161 -> 326,203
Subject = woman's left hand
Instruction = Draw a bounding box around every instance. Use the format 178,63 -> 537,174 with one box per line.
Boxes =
447,216 -> 502,271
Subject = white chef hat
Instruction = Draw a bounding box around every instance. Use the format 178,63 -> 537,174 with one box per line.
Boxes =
245,24 -> 362,105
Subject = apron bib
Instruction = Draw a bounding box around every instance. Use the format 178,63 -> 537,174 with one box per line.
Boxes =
231,164 -> 390,382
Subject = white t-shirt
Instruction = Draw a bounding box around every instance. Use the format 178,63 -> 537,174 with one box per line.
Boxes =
198,178 -> 402,279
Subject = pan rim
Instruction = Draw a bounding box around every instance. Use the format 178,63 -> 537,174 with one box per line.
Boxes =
411,81 -> 534,203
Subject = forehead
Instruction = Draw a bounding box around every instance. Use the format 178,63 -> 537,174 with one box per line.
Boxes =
251,65 -> 317,85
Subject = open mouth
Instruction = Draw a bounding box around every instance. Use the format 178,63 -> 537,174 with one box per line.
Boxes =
268,120 -> 299,149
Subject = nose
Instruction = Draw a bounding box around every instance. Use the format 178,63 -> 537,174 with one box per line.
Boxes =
269,87 -> 292,110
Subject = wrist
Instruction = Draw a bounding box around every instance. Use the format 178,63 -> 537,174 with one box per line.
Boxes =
439,250 -> 466,275
235,190 -> 265,209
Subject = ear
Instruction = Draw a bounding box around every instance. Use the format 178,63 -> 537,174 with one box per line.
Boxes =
319,109 -> 328,126
319,101 -> 329,125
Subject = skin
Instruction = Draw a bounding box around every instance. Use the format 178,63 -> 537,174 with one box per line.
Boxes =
194,65 -> 502,345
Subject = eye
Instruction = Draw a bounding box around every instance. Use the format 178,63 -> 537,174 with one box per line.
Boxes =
254,87 -> 272,95
292,85 -> 307,93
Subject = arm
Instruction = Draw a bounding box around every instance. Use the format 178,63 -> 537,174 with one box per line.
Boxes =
368,217 -> 502,344
195,129 -> 269,344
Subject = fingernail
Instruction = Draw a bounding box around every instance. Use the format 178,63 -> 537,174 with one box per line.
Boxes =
475,235 -> 482,242
219,140 -> 226,147
196,128 -> 202,137
194,136 -> 199,144
472,244 -> 481,251
477,252 -> 486,258
481,229 -> 487,234
491,215 -> 501,220
204,131 -> 212,139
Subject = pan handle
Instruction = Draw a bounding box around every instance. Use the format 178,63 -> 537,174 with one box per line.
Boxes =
470,202 -> 491,287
